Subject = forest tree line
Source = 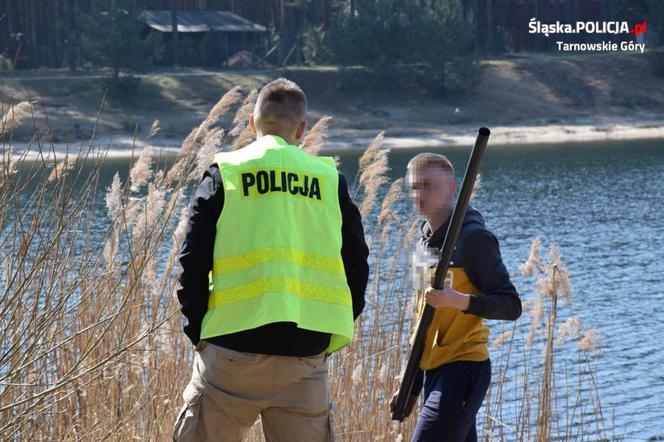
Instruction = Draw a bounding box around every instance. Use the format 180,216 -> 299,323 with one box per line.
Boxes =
0,1 -> 662,91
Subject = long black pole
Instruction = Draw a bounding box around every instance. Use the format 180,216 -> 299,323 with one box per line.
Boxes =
392,127 -> 491,421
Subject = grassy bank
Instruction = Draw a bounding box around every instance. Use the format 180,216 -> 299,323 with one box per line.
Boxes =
1,92 -> 614,440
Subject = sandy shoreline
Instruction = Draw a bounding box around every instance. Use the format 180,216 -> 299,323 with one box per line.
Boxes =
8,115 -> 663,161
323,118 -> 664,152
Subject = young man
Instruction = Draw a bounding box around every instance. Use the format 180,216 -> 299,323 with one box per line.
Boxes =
391,153 -> 521,442
173,78 -> 369,441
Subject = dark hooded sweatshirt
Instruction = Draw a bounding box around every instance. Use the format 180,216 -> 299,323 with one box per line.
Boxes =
411,207 -> 521,395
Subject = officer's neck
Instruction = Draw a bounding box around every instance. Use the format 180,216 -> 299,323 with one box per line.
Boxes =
257,131 -> 299,147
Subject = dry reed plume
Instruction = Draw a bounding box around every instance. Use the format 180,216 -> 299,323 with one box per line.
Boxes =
0,89 -> 613,441
482,236 -> 609,441
47,157 -> 75,182
301,115 -> 332,155
230,89 -> 258,150
1,101 -> 32,134
355,132 -> 390,221
147,119 -> 161,139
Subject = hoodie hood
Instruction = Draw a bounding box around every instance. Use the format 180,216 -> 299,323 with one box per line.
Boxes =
420,206 -> 485,249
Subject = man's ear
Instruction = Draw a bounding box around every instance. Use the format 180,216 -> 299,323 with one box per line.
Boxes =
249,113 -> 257,135
446,174 -> 457,196
295,120 -> 307,141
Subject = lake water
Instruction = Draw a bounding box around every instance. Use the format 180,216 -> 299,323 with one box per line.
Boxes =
8,137 -> 664,440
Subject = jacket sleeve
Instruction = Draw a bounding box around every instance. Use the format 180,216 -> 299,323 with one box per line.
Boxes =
338,174 -> 369,320
463,229 -> 522,321
176,164 -> 224,346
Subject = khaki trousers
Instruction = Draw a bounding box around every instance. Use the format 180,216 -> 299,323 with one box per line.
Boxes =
173,342 -> 334,442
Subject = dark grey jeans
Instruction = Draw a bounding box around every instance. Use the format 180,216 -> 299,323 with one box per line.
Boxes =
411,359 -> 491,442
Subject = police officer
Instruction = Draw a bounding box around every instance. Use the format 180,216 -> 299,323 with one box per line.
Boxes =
174,78 -> 369,442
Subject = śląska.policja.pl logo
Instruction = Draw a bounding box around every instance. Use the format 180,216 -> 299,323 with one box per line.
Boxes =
528,18 -> 648,54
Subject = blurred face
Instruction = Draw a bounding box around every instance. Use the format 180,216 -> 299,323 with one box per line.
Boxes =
407,165 -> 456,219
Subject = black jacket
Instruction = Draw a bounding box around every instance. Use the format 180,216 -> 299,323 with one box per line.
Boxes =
176,164 -> 369,356
412,207 -> 521,394
420,207 -> 521,320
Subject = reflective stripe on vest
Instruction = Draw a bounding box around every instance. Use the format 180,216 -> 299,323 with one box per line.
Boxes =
200,135 -> 354,353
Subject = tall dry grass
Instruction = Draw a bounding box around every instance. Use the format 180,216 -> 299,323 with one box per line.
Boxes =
1,94 -> 612,441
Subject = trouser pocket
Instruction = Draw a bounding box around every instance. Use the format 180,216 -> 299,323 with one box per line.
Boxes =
172,383 -> 203,442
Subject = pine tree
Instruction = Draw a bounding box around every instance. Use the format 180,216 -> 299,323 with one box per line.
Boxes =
420,0 -> 481,93
78,0 -> 163,78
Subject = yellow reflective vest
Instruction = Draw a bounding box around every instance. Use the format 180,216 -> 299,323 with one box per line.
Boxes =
200,135 -> 354,353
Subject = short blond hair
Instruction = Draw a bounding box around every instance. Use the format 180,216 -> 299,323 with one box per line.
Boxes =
254,78 -> 307,125
406,153 -> 454,175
